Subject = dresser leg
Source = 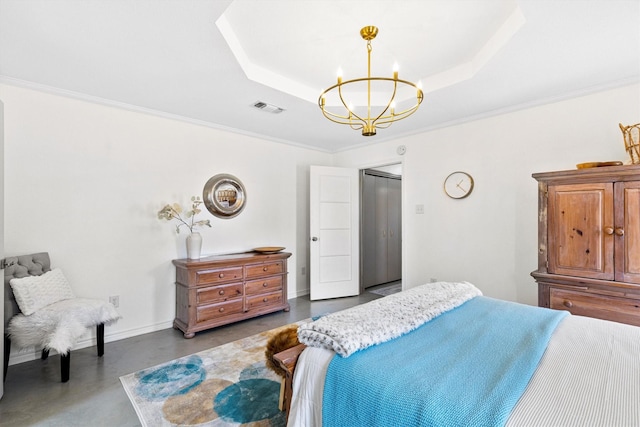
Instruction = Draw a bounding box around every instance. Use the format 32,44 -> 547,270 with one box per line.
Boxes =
184,332 -> 195,339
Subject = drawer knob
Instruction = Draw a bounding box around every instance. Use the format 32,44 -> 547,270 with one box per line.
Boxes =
615,227 -> 625,236
218,290 -> 225,295
263,297 -> 268,302
219,307 -> 225,313
563,300 -> 573,308
262,282 -> 268,287
604,227 -> 614,235
263,266 -> 268,272
219,273 -> 225,278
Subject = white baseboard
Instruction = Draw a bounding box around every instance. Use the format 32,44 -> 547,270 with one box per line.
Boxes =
290,288 -> 310,298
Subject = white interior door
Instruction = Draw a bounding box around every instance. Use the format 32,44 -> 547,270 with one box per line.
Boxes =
310,165 -> 359,300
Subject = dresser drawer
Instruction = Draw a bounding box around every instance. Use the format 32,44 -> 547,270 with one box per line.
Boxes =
197,299 -> 244,323
195,267 -> 243,285
245,276 -> 283,296
550,287 -> 640,326
197,282 -> 243,305
246,291 -> 283,311
246,261 -> 283,278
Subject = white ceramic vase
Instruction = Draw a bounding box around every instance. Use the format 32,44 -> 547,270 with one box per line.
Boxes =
186,232 -> 202,259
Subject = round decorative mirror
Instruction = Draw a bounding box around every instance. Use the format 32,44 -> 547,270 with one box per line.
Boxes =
202,174 -> 247,218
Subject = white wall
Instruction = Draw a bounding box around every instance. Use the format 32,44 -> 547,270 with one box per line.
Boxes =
0,84 -> 331,363
335,83 -> 640,304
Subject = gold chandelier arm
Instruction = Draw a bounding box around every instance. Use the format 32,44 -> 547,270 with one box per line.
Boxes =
319,80 -> 369,127
374,94 -> 423,125
319,89 -> 354,122
319,78 -> 422,124
319,99 -> 365,130
320,108 -> 364,129
337,82 -> 367,126
369,79 -> 398,125
370,79 -> 423,126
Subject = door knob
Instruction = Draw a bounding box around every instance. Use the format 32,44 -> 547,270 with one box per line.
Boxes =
311,237 -> 318,241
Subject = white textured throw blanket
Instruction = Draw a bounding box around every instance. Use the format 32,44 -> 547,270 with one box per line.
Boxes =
298,281 -> 482,357
8,298 -> 121,354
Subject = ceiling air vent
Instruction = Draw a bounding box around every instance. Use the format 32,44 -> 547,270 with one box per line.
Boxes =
252,101 -> 285,114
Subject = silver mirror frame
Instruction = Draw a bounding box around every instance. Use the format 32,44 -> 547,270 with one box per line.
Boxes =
202,173 -> 247,219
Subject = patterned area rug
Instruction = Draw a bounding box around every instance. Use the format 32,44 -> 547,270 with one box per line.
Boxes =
120,323 -> 301,426
368,282 -> 402,296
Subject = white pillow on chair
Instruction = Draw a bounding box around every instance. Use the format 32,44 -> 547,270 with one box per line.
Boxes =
9,268 -> 75,315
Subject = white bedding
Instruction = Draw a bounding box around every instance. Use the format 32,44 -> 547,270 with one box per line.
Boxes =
289,315 -> 640,427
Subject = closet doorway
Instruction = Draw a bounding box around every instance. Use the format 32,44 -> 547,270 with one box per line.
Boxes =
361,165 -> 402,289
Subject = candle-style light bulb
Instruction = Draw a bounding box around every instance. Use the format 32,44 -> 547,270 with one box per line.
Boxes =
390,100 -> 396,115
393,63 -> 399,80
337,67 -> 343,85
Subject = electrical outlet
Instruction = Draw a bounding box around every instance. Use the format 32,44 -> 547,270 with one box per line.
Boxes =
430,278 -> 438,283
301,267 -> 306,275
109,295 -> 120,308
416,204 -> 425,214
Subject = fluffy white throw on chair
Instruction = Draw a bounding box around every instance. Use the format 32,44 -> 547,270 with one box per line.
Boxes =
8,298 -> 121,354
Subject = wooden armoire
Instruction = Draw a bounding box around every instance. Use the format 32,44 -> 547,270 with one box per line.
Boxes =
532,165 -> 640,326
362,170 -> 402,288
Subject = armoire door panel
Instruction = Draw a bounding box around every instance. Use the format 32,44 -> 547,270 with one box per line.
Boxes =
548,183 -> 614,280
615,182 -> 640,284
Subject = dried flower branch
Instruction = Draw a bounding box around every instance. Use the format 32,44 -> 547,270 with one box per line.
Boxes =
158,196 -> 212,234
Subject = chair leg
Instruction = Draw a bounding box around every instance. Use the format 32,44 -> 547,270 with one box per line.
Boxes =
8,323 -> 105,383
3,334 -> 10,382
97,323 -> 104,357
60,352 -> 70,383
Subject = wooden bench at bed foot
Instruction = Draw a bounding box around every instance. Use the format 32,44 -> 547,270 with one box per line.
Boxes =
273,343 -> 307,420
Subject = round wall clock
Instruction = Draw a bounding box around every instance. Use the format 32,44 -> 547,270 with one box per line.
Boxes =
444,171 -> 474,199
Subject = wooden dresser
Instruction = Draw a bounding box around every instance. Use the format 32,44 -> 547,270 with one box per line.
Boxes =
172,252 -> 291,338
532,165 -> 640,327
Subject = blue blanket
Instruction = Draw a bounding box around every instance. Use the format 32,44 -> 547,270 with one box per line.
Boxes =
322,296 -> 568,427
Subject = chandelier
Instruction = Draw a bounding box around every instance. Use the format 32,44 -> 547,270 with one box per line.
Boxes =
319,26 -> 424,136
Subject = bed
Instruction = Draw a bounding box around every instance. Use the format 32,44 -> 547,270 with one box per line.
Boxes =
273,281 -> 640,427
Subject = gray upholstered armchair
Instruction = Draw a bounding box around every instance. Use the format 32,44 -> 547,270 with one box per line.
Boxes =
3,252 -> 120,382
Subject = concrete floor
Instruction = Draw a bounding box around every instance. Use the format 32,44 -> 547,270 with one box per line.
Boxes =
0,290 -> 383,426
